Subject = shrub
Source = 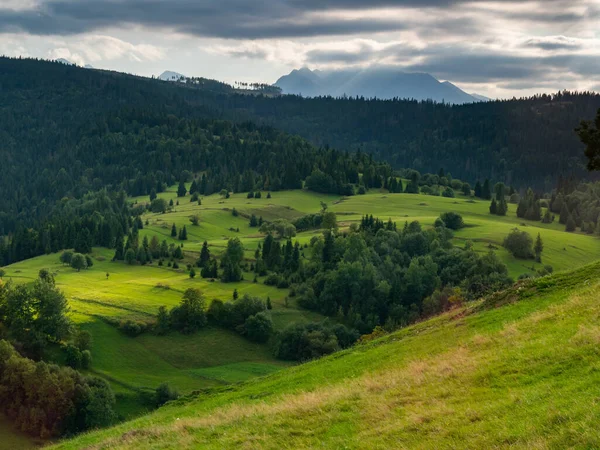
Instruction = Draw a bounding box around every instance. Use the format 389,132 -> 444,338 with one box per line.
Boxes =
169,288 -> 207,334
438,212 -> 464,230
150,198 -> 168,213
503,229 -> 534,259
119,320 -> 147,337
74,330 -> 93,351
442,187 -> 455,198
264,273 -> 282,286
273,322 -> 341,361
81,350 -> 92,369
155,382 -> 180,407
244,312 -> 273,343
65,344 -> 82,369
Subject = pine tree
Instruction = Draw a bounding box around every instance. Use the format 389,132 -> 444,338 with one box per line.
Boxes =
179,226 -> 188,241
482,179 -> 492,200
177,180 -> 187,197
566,215 -> 576,232
541,209 -> 553,223
171,223 -> 177,237
474,181 -> 482,198
516,197 -> 528,218
113,234 -> 125,261
497,198 -> 508,216
489,198 -> 498,215
534,233 -> 544,262
559,203 -> 569,225
189,180 -> 198,195
198,241 -> 210,267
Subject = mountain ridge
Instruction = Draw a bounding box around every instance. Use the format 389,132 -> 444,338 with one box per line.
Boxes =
275,67 -> 486,104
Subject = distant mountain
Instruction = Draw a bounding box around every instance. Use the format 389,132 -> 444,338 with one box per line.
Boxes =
275,67 -> 484,104
159,70 -> 186,82
55,58 -> 74,66
84,64 -> 94,70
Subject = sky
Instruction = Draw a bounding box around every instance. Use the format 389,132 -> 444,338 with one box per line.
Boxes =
0,0 -> 599,98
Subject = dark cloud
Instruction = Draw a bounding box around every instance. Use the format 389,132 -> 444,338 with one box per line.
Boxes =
0,0 -> 405,38
524,37 -> 582,51
304,43 -> 600,85
0,0 -> 585,39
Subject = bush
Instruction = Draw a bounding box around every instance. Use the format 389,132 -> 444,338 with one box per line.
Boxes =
150,198 -> 167,213
74,330 -> 93,351
503,229 -> 534,259
438,212 -> 464,230
169,288 -> 207,334
155,382 -> 179,407
244,312 -> 273,343
264,273 -> 282,286
441,187 -> 455,198
119,320 -> 147,337
273,322 -> 357,361
81,350 -> 92,369
65,344 -> 82,369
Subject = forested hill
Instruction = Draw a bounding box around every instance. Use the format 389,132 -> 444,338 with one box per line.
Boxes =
0,57 -> 389,237
1,57 -> 599,234
217,91 -> 600,189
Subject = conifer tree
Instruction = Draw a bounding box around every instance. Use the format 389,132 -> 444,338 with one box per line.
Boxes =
177,180 -> 187,197
534,233 -> 544,262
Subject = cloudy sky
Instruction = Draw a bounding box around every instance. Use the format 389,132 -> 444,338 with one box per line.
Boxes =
0,0 -> 599,98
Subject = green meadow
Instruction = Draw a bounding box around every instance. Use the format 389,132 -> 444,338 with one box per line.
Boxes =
3,187 -> 600,421
54,260 -> 600,449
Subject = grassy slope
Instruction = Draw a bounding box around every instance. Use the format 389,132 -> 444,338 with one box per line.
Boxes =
54,261 -> 600,449
2,188 -> 600,425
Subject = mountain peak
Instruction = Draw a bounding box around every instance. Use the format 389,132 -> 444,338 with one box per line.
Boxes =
55,58 -> 74,66
276,67 -> 483,104
159,70 -> 186,82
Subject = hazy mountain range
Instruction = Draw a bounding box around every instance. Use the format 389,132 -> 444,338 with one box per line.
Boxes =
275,67 -> 490,104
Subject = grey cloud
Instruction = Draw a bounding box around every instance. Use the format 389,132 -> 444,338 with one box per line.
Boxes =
0,0 -> 406,38
524,37 -> 582,51
0,0 -> 586,39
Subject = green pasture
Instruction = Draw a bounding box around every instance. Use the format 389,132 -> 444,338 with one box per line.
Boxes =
54,261 -> 600,449
3,186 -> 600,429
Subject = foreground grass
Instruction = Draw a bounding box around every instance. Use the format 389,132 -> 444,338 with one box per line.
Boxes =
54,261 -> 600,449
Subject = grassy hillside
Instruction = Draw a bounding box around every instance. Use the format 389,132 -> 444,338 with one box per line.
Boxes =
53,259 -> 600,449
2,187 -> 599,428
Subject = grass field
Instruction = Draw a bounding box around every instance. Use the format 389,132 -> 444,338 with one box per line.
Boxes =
52,260 -> 600,449
132,185 -> 600,278
2,187 -> 600,437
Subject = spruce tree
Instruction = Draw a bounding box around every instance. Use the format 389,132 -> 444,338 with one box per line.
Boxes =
489,198 -> 498,215
534,233 -> 544,262
189,180 -> 198,195
497,198 -> 508,216
482,179 -> 492,200
198,241 -> 210,267
171,223 -> 177,237
559,203 -> 569,225
113,234 -> 125,261
177,180 -> 187,197
179,226 -> 188,241
474,181 -> 482,198
566,215 -> 576,232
